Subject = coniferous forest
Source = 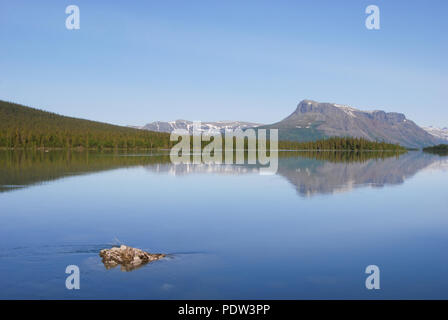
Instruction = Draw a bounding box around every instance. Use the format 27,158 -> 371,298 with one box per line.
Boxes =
276,136 -> 406,151
0,100 -> 174,149
1,100 -> 406,151
422,144 -> 448,156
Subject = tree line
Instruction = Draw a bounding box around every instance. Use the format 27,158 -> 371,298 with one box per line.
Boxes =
1,100 -> 406,151
277,136 -> 406,151
423,144 -> 448,156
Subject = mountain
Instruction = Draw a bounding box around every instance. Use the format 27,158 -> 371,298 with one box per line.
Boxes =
422,126 -> 448,141
262,100 -> 442,148
0,100 -> 172,149
136,120 -> 262,134
3,98 -> 440,150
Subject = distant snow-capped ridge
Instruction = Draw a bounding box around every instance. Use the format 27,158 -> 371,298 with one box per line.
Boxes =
134,120 -> 263,134
128,99 -> 446,148
422,126 -> 448,141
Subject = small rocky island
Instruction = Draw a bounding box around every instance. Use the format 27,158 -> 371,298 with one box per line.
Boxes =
99,245 -> 165,271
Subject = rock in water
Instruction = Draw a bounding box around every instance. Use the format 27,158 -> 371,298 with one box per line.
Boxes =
99,245 -> 165,271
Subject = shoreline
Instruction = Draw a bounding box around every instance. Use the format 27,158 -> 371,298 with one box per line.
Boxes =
0,147 -> 410,152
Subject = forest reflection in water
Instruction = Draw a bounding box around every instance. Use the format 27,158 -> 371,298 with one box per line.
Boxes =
0,149 -> 445,197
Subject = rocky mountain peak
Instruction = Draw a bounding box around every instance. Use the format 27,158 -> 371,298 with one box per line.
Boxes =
268,99 -> 443,148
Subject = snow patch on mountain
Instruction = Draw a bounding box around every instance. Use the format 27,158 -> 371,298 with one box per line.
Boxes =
422,126 -> 448,141
134,120 -> 263,135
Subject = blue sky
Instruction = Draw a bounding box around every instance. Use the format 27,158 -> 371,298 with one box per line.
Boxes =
1,0 -> 447,127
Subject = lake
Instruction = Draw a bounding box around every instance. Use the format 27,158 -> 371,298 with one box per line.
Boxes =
0,150 -> 447,299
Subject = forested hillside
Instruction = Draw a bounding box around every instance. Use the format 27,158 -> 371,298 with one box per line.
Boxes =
0,100 -> 173,149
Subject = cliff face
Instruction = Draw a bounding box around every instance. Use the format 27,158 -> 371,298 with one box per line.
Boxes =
267,100 -> 443,148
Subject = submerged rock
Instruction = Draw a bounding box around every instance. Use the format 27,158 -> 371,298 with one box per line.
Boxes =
99,245 -> 165,271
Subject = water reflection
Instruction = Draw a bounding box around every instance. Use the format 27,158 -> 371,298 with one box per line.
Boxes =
0,150 -> 446,197
0,151 -> 170,192
277,152 -> 447,196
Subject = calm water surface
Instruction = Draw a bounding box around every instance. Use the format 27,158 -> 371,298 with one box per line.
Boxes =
0,150 -> 447,299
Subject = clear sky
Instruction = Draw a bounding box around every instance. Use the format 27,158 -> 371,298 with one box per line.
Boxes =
1,0 -> 447,127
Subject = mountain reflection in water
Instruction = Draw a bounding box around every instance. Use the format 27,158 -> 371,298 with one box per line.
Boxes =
0,150 -> 446,197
